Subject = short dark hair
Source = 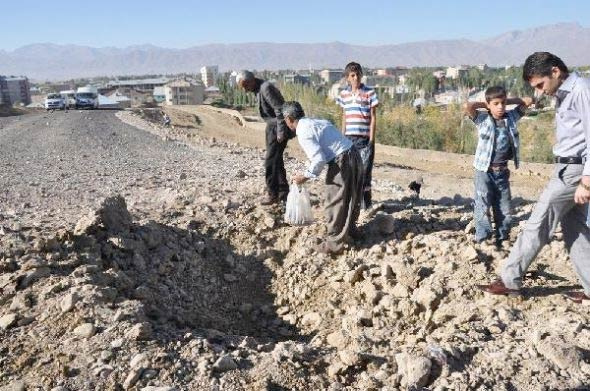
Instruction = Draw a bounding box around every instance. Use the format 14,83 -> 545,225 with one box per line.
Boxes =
344,62 -> 363,77
485,86 -> 507,103
283,101 -> 305,120
522,52 -> 569,81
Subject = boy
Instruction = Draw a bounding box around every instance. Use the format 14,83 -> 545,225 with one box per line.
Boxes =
284,101 -> 363,255
463,87 -> 533,246
336,62 -> 379,209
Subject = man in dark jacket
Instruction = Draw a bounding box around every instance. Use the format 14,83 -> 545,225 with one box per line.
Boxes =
237,70 -> 292,205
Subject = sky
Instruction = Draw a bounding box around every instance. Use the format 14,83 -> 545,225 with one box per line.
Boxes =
1,0 -> 588,50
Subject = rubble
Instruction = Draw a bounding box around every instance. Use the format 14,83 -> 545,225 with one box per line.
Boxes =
0,109 -> 586,390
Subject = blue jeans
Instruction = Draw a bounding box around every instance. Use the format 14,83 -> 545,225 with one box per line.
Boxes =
474,169 -> 512,242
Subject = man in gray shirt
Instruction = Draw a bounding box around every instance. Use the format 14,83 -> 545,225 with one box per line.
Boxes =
237,70 -> 292,205
479,52 -> 590,302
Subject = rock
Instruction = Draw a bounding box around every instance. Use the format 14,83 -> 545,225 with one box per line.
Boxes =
301,312 -> 321,328
391,283 -> 410,298
327,331 -> 348,349
339,350 -> 363,367
130,352 -> 149,370
74,195 -> 132,235
327,359 -> 347,378
74,323 -> 96,338
381,264 -> 394,279
1,380 -> 25,391
0,313 -> 18,330
9,294 -> 31,311
123,368 -> 143,389
536,336 -> 582,371
412,285 -> 441,310
60,292 -> 79,313
263,216 -> 275,228
462,246 -> 478,261
374,214 -> 396,235
345,265 -> 367,285
111,338 -> 124,348
127,322 -> 152,340
213,354 -> 238,372
272,341 -> 308,362
396,353 -> 432,387
357,309 -> 373,327
141,387 -> 178,391
18,267 -> 51,289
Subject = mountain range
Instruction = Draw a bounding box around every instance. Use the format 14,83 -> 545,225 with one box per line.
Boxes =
1,22 -> 589,80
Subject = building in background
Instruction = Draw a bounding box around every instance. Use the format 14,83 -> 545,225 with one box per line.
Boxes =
0,77 -> 9,106
283,73 -> 311,85
107,78 -> 169,93
164,80 -> 204,105
320,69 -> 343,84
200,66 -> 218,87
0,76 -> 31,106
445,66 -> 468,80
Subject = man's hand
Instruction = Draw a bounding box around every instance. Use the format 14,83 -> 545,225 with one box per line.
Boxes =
276,133 -> 285,143
291,173 -> 307,185
575,178 -> 590,204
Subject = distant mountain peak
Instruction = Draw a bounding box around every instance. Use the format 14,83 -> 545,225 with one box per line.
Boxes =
2,23 -> 588,80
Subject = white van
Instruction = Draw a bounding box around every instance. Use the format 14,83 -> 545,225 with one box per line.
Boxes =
44,93 -> 65,110
75,86 -> 99,109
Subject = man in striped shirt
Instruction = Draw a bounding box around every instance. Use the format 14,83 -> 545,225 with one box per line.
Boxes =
336,62 -> 379,209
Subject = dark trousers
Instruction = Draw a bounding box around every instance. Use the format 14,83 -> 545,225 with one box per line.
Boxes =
347,135 -> 374,207
325,147 -> 363,251
265,122 -> 289,198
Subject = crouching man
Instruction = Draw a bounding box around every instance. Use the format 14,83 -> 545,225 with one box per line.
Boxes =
283,101 -> 363,254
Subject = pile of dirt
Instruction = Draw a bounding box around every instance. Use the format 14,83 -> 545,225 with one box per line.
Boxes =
2,109 -> 590,390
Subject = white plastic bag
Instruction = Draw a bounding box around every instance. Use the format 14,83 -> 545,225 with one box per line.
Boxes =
284,184 -> 314,225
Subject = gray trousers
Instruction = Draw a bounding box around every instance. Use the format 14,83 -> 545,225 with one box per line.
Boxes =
501,163 -> 590,294
324,147 -> 363,251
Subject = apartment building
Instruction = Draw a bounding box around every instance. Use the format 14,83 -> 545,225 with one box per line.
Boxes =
164,80 -> 204,105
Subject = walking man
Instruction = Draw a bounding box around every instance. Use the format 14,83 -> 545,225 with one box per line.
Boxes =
237,71 -> 292,205
478,52 -> 590,302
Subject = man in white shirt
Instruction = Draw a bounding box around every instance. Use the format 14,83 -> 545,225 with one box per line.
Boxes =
283,101 -> 363,254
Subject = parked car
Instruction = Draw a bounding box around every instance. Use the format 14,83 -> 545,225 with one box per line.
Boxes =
44,93 -> 65,110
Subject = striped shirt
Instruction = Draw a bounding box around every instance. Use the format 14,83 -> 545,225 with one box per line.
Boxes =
336,84 -> 379,137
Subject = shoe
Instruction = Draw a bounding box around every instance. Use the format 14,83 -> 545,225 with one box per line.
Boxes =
477,279 -> 521,296
563,291 -> 590,304
260,195 -> 279,206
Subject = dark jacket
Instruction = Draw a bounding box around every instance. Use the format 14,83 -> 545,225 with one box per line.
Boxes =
254,78 -> 292,140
